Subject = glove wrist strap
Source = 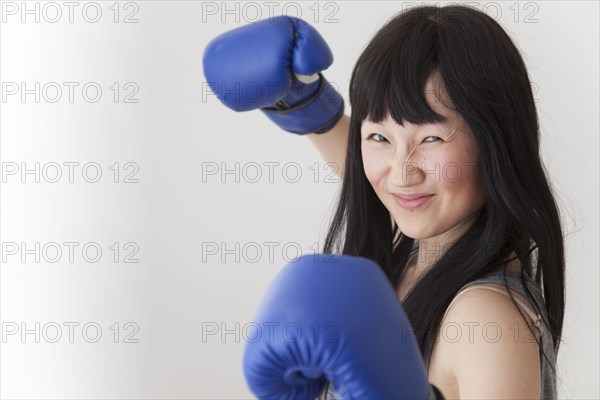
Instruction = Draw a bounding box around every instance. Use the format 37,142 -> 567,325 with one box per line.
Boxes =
260,73 -> 345,135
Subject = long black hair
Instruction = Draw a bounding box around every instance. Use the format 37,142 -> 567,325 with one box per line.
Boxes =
320,4 -> 565,398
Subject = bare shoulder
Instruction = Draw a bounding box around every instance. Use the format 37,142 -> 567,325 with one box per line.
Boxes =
431,286 -> 542,399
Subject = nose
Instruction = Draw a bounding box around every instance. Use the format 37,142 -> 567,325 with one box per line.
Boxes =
389,144 -> 425,187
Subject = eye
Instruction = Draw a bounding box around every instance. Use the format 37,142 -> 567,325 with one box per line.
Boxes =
365,134 -> 443,144
423,136 -> 442,143
366,133 -> 388,143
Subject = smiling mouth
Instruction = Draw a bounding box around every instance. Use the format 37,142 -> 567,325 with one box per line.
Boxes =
392,194 -> 435,210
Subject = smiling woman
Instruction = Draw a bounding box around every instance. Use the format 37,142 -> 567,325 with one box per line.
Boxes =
203,2 -> 566,398
317,4 -> 564,400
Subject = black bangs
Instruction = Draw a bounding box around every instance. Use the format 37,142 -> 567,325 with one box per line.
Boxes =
349,8 -> 451,127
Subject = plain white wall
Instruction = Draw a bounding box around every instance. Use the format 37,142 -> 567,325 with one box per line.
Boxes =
1,1 -> 597,399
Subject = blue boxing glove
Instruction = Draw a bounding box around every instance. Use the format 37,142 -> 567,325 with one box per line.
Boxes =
243,254 -> 446,399
202,15 -> 344,135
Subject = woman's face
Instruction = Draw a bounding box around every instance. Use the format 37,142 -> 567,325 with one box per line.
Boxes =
360,75 -> 486,242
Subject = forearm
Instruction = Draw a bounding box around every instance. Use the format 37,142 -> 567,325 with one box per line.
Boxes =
306,113 -> 349,179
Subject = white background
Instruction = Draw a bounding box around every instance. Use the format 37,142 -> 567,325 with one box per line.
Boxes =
1,1 -> 598,399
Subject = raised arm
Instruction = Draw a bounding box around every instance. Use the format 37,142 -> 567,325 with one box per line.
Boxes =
203,16 -> 347,182
306,113 -> 349,179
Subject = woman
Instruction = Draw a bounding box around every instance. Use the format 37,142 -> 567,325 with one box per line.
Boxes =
314,5 -> 564,400
203,3 -> 565,398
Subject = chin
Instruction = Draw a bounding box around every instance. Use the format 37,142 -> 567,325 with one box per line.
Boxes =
392,225 -> 426,240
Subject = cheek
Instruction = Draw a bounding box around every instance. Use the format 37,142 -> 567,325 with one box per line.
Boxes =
435,148 -> 481,193
361,147 -> 388,184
